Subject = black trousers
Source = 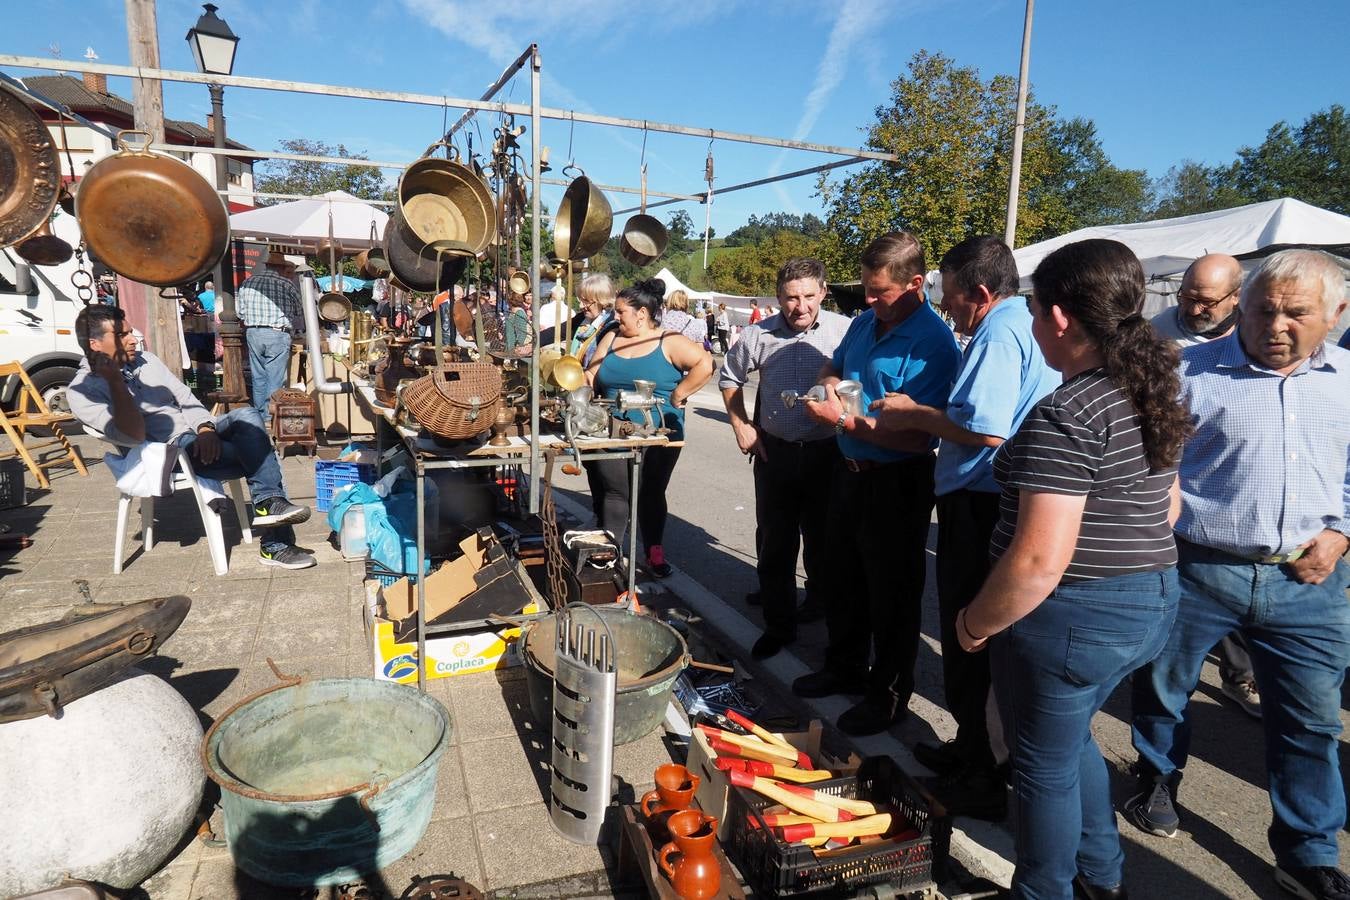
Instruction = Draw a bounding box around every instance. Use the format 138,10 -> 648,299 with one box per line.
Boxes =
823,453 -> 936,715
935,488 -> 1002,771
754,434 -> 840,640
593,446 -> 683,554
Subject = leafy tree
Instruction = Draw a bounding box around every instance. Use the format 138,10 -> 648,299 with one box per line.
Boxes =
724,212 -> 825,246
254,138 -> 390,204
709,230 -> 819,295
1149,160 -> 1247,219
1231,105 -> 1350,214
1034,118 -> 1152,227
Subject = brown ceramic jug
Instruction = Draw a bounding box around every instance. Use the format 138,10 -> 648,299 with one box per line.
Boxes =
640,763 -> 699,842
657,809 -> 721,900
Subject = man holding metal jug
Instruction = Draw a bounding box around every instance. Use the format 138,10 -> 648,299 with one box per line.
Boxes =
795,232 -> 962,737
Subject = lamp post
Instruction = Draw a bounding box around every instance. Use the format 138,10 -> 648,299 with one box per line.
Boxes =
186,3 -> 246,403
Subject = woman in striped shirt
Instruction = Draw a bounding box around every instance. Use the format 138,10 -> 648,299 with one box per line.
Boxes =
957,239 -> 1193,900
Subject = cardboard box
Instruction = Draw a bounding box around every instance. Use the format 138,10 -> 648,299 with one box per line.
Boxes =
365,532 -> 540,683
686,719 -> 862,840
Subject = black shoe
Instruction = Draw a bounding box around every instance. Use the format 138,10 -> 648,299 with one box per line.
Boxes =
1276,865 -> 1350,900
745,590 -> 761,607
751,632 -> 793,660
837,699 -> 905,737
792,669 -> 867,699
252,497 -> 311,527
913,740 -> 966,777
1123,775 -> 1180,838
1073,874 -> 1127,900
645,545 -> 673,578
259,545 -> 316,569
922,766 -> 1007,821
796,597 -> 826,625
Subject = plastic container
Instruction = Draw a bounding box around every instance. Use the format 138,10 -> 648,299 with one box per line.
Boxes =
339,505 -> 368,560
0,458 -> 27,509
314,459 -> 377,512
725,756 -> 949,897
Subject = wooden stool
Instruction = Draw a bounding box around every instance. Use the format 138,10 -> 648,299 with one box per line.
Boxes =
0,361 -> 88,489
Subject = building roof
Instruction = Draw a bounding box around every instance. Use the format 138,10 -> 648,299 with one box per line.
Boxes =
19,74 -> 258,157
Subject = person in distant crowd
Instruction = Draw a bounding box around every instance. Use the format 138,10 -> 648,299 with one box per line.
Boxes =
503,290 -> 533,355
434,284 -> 465,340
1128,250 -> 1350,900
68,305 -> 315,570
586,278 -> 714,577
704,304 -> 718,351
870,235 -> 1060,820
1150,253 -> 1262,720
795,231 -> 962,736
662,289 -> 708,346
179,286 -> 215,388
956,239 -> 1189,899
197,279 -> 217,315
720,258 -> 850,660
748,298 -> 763,325
236,251 -> 303,422
715,303 -> 731,353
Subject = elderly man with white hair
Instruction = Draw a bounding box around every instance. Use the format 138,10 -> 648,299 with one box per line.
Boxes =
1127,250 -> 1350,900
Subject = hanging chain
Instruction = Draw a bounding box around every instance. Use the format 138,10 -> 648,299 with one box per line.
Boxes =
541,450 -> 571,609
70,244 -> 94,306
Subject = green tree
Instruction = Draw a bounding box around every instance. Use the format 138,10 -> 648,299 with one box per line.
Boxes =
1231,105 -> 1350,214
724,212 -> 825,246
1150,160 -> 1248,219
709,230 -> 819,295
1034,118 -> 1153,227
254,138 -> 390,204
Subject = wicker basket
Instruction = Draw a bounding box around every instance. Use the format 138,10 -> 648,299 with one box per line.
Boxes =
400,363 -> 502,441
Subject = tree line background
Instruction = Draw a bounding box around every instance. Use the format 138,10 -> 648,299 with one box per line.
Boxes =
256,51 -> 1349,297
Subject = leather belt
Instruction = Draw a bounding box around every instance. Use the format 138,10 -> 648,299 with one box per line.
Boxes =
1177,536 -> 1305,565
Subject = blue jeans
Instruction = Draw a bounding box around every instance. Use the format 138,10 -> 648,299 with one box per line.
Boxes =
991,568 -> 1179,899
1131,539 -> 1350,869
176,406 -> 294,553
245,326 -> 292,421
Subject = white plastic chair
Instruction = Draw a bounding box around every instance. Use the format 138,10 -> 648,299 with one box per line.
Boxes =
93,428 -> 253,576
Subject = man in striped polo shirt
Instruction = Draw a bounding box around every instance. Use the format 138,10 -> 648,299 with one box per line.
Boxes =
1128,250 -> 1350,900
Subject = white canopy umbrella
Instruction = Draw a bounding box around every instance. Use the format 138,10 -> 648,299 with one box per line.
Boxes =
228,190 -> 389,249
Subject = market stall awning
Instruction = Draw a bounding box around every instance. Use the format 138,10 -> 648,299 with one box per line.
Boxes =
316,274 -> 372,292
228,190 -> 388,250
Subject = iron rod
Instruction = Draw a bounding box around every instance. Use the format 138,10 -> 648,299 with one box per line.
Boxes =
613,156 -> 869,215
440,44 -> 536,143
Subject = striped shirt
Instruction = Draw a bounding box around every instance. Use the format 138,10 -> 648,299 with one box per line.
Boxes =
991,369 -> 1177,582
718,310 -> 852,442
236,272 -> 303,331
1176,334 -> 1350,556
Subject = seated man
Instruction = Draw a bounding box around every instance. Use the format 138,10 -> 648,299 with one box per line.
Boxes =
68,304 -> 315,570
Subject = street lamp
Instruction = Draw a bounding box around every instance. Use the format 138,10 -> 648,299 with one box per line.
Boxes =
186,3 -> 247,404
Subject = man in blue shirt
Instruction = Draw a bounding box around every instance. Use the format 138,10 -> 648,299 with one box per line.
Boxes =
870,236 -> 1059,817
1128,250 -> 1350,900
794,231 -> 961,736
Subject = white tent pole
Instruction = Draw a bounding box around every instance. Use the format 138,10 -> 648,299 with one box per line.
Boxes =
1004,0 -> 1035,247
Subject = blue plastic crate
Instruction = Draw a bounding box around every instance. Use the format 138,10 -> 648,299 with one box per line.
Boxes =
314,459 -> 377,512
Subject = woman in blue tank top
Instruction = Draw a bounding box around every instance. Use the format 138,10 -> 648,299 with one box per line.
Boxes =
587,278 -> 713,577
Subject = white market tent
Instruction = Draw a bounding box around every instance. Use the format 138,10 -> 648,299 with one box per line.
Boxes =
228,190 -> 388,249
654,266 -> 775,328
1011,198 -> 1350,318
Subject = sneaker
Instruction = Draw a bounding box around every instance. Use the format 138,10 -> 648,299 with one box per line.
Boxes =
1275,865 -> 1350,900
252,497 -> 311,527
922,766 -> 1007,821
645,545 -> 673,578
1072,874 -> 1128,899
259,545 -> 316,569
1123,777 -> 1180,838
837,698 -> 906,737
1220,679 -> 1262,719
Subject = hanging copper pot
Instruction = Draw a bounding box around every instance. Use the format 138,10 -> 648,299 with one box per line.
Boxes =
553,165 -> 613,262
385,206 -> 468,292
619,165 -> 668,267
75,131 -> 230,287
396,142 -> 496,260
15,219 -> 74,267
0,83 -> 61,251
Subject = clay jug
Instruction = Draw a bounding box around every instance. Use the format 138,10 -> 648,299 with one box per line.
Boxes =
657,809 -> 721,900
640,763 -> 699,841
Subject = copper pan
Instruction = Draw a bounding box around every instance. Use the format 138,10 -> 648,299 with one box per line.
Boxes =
15,219 -> 74,267
397,142 -> 495,260
75,131 -> 229,287
553,165 -> 612,262
0,83 -> 61,250
385,206 -> 468,293
619,165 -> 668,266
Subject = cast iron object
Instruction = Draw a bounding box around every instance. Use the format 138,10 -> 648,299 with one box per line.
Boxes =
400,874 -> 483,899
75,131 -> 230,287
0,595 -> 191,723
553,166 -> 613,261
397,143 -> 496,260
548,603 -> 616,845
385,206 -> 469,292
523,606 -> 689,744
201,664 -> 452,887
15,220 -> 74,267
0,83 -> 62,251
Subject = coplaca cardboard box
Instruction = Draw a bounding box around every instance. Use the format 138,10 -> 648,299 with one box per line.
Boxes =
686,719 -> 862,840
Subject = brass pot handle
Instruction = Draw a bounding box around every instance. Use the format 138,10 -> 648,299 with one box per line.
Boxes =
420,140 -> 461,162
116,130 -> 153,154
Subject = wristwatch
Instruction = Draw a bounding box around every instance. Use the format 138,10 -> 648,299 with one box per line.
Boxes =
835,413 -> 848,435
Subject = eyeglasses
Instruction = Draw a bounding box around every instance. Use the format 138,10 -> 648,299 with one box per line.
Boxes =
1177,287 -> 1237,310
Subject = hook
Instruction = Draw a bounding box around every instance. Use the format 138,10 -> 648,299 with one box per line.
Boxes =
566,110 -> 576,166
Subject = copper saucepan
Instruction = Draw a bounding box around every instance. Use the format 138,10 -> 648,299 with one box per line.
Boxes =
619,165 -> 668,267
553,165 -> 613,262
397,142 -> 496,261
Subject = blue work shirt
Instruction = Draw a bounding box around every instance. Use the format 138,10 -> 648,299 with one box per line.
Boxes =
935,297 -> 1060,495
830,303 -> 960,463
1176,334 -> 1350,557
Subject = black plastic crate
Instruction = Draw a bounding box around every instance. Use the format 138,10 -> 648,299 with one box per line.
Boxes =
725,755 -> 950,897
0,458 -> 27,509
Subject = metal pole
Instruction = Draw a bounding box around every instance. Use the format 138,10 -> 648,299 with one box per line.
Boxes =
1004,0 -> 1035,247
528,46 -> 542,515
210,83 -> 247,404
439,44 -> 535,144
611,156 -> 869,216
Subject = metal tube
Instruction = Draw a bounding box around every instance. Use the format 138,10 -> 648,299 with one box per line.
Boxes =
527,47 -> 542,515
299,274 -> 353,394
612,156 -> 869,216
627,451 -> 641,594
0,71 -> 120,141
1005,0 -> 1035,247
440,44 -> 536,143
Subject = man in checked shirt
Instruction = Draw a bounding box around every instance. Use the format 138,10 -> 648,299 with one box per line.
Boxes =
1128,250 -> 1350,900
236,251 -> 303,421
719,258 -> 850,660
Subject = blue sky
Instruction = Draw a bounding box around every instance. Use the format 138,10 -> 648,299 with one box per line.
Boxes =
7,0 -> 1349,235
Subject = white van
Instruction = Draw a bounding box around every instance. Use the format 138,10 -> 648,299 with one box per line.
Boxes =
0,211 -> 94,417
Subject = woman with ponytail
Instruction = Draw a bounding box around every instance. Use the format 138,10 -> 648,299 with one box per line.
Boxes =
955,239 -> 1192,900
